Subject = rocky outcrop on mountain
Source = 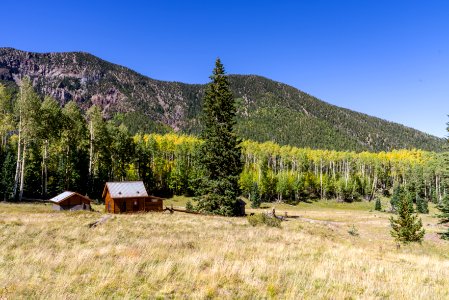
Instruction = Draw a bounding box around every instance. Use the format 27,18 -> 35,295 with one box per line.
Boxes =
0,47 -> 195,130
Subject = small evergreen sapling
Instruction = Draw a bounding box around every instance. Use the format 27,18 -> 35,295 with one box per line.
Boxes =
374,197 -> 382,211
416,195 -> 429,214
390,194 -> 425,244
250,182 -> 261,208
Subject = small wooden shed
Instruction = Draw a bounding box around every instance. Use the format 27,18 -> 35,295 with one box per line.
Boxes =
103,181 -> 163,214
49,191 -> 91,211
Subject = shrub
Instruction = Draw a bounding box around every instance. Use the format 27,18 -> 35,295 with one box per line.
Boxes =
185,200 -> 194,212
374,197 -> 382,211
247,213 -> 281,228
348,224 -> 359,236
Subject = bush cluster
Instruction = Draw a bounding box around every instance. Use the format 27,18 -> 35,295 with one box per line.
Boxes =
247,213 -> 281,228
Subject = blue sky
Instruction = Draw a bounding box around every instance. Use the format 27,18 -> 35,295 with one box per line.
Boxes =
2,0 -> 449,137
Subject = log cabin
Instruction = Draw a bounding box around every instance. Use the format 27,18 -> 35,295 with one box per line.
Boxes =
103,181 -> 163,213
49,191 -> 91,211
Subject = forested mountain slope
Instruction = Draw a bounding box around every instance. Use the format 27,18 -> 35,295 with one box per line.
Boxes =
0,47 -> 444,152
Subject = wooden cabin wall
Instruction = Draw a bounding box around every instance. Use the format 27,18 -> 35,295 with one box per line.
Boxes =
110,198 -> 145,213
104,192 -> 163,213
144,198 -> 163,212
105,192 -> 114,213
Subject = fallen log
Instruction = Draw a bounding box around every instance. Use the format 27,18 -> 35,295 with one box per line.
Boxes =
163,206 -> 202,214
88,215 -> 112,228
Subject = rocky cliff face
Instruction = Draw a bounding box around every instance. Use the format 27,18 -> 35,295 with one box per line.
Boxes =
0,48 -> 198,131
0,47 -> 445,152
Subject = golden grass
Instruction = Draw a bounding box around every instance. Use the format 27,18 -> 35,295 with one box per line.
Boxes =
1,201 -> 449,299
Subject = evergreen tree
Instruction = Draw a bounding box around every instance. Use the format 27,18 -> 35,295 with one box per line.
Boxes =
436,194 -> 449,240
59,101 -> 89,194
134,134 -> 156,195
250,182 -> 261,208
374,197 -> 382,211
390,185 -> 402,212
405,188 -> 415,213
416,195 -> 428,214
259,155 -> 271,201
390,193 -> 425,244
196,59 -> 243,216
108,123 -> 135,181
0,146 -> 15,200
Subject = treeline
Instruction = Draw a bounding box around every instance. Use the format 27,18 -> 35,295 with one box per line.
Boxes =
0,79 -> 135,200
131,136 -> 447,205
239,141 -> 447,204
0,80 -> 447,204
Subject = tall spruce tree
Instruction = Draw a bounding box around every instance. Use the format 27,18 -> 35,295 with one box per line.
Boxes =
390,193 -> 425,244
196,59 -> 243,216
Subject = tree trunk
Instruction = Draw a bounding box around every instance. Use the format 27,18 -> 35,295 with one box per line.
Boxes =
320,159 -> 323,199
424,179 -> 427,199
19,142 -> 27,201
65,145 -> 70,190
89,120 -> 93,177
12,114 -> 22,200
370,175 -> 377,201
88,120 -> 94,195
41,140 -> 48,198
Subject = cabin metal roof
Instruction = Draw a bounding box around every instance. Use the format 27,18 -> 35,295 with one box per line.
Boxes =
104,181 -> 148,199
49,191 -> 90,203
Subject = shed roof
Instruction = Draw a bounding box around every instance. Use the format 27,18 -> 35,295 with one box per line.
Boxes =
49,191 -> 90,204
103,181 -> 148,199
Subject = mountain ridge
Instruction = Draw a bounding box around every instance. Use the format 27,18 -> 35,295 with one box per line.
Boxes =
0,47 -> 444,152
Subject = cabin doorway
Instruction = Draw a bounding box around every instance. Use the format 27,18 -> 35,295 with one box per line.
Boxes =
121,201 -> 126,213
133,200 -> 139,212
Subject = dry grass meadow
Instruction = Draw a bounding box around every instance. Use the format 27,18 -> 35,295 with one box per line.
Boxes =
1,198 -> 449,299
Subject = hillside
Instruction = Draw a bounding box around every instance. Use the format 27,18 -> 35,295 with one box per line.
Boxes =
0,47 -> 444,152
